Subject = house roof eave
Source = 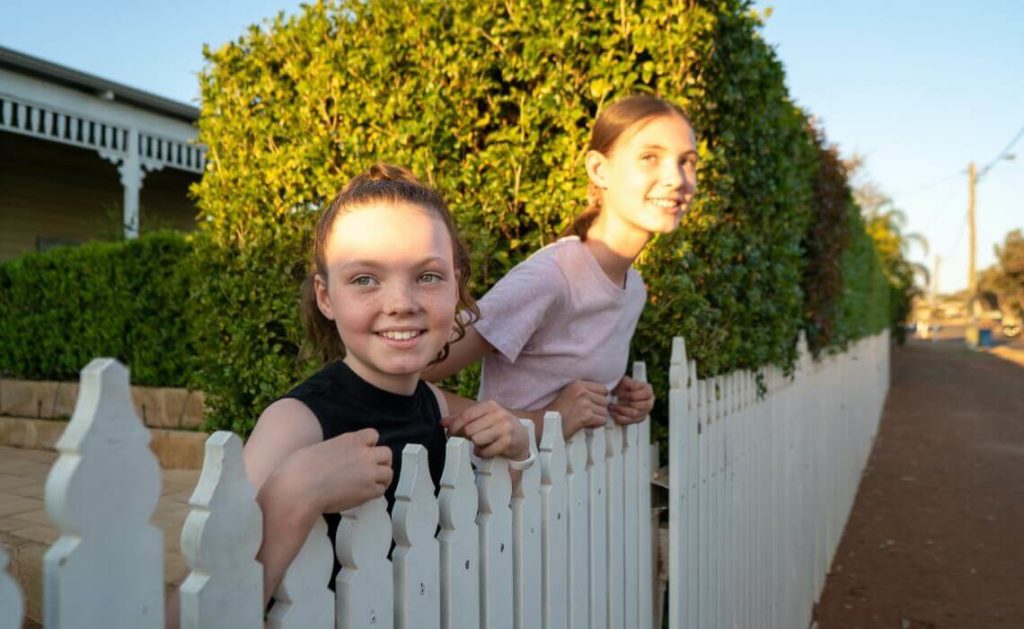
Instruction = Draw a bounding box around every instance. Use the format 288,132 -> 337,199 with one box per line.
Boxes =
0,46 -> 199,123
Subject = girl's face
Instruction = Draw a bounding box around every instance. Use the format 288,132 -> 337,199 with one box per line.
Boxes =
587,113 -> 698,237
314,202 -> 459,394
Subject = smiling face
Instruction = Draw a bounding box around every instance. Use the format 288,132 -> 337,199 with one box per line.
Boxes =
587,112 -> 698,237
313,202 -> 458,394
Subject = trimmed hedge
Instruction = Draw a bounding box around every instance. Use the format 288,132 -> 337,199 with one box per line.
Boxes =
0,232 -> 194,387
190,0 -> 890,434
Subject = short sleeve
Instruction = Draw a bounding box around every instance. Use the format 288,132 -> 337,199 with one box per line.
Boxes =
475,254 -> 566,363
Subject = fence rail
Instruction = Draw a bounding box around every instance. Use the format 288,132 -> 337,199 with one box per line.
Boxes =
0,332 -> 889,629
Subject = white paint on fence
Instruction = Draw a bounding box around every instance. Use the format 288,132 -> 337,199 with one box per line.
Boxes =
564,429 -> 590,629
180,431 -> 264,629
633,361 -> 654,629
476,456 -> 513,629
393,444 -> 440,629
43,358 -> 163,629
267,517 -> 332,629
538,412 -> 568,629
605,420 -> 625,629
511,420 -> 542,629
585,425 -> 608,629
336,496 -> 393,628
437,438 -> 479,629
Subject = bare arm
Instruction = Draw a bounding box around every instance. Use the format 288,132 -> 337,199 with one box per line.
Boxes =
422,325 -> 494,381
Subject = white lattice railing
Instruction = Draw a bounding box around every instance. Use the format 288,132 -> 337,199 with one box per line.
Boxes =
0,94 -> 205,174
0,332 -> 889,629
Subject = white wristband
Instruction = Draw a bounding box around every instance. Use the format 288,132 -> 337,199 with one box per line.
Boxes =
506,418 -> 538,471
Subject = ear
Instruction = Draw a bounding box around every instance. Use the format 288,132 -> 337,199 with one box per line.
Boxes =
314,273 -> 335,321
585,149 -> 609,189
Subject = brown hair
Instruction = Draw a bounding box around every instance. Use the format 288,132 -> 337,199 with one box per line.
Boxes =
564,94 -> 693,240
300,163 -> 479,364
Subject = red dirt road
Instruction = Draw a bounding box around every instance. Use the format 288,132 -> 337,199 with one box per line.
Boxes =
814,340 -> 1024,628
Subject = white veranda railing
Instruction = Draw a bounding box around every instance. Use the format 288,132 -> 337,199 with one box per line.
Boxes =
0,332 -> 888,629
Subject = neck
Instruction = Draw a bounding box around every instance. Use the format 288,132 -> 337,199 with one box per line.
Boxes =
343,356 -> 419,395
583,211 -> 650,286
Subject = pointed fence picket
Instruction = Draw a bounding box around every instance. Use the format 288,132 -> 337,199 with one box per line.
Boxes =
179,431 -> 263,629
43,358 -> 163,629
8,332 -> 888,629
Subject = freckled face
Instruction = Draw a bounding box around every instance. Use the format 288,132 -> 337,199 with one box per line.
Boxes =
314,202 -> 458,394
589,113 -> 698,236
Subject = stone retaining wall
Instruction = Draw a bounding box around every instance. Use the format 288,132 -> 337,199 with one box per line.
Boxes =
0,378 -> 204,430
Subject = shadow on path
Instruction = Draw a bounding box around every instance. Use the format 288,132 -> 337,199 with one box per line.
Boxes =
814,340 -> 1024,628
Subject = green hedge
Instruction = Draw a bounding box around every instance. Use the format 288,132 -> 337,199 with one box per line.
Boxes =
188,0 -> 891,434
0,232 -> 194,387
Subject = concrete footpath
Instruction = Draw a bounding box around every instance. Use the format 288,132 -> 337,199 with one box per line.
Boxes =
0,446 -> 199,626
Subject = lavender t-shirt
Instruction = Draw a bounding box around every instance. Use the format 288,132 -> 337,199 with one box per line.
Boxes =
475,237 -> 647,411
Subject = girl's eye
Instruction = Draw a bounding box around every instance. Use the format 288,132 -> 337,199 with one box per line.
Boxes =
640,153 -> 658,163
352,275 -> 378,287
419,272 -> 443,284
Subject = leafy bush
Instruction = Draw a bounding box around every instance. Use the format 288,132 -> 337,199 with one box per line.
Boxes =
0,232 -> 194,386
191,0 -> 891,433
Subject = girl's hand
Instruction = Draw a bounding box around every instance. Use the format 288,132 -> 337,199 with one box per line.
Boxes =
295,427 -> 394,513
549,379 -> 610,438
442,401 -> 530,461
609,376 -> 654,425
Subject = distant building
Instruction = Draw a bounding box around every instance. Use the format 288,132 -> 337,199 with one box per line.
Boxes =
0,46 -> 204,260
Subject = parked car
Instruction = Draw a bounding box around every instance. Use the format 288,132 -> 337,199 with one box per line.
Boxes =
1004,322 -> 1021,338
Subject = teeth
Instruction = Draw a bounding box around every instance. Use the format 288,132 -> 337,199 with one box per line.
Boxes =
648,197 -> 680,209
379,330 -> 420,341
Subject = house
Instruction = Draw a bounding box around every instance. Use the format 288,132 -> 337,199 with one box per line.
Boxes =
0,46 -> 204,260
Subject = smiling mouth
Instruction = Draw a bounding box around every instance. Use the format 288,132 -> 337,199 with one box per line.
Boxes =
648,196 -> 684,211
376,330 -> 423,341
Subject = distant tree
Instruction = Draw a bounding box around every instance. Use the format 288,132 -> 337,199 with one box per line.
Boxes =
842,155 -> 929,341
990,229 -> 1024,318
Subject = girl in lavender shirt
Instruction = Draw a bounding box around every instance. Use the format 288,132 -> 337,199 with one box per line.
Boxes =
429,95 -> 699,442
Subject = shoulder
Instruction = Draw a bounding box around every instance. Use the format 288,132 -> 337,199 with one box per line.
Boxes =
496,239 -> 577,290
243,397 -> 323,490
252,398 -> 323,443
422,381 -> 448,417
626,266 -> 648,299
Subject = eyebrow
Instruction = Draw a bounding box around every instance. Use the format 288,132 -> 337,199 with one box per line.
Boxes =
639,143 -> 698,155
336,256 -> 448,270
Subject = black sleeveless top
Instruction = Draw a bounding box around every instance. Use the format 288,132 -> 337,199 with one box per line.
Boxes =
281,360 -> 447,584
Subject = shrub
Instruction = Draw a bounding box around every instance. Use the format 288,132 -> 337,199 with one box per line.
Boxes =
0,232 -> 194,386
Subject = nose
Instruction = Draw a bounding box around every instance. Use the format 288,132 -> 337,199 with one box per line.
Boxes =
661,159 -> 684,189
382,280 -> 419,315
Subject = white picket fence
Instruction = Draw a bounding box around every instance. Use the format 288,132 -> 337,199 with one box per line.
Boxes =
667,331 -> 889,629
0,332 -> 889,629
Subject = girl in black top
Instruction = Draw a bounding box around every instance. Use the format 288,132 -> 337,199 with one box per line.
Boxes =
242,164 -> 532,606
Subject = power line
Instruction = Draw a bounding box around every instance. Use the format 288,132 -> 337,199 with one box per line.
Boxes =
893,168 -> 966,198
947,211 -> 969,261
977,123 -> 1024,182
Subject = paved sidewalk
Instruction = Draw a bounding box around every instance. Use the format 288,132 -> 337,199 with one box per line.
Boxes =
0,446 -> 199,626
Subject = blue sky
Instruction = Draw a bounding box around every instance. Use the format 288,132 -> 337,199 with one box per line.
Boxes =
3,1 -> 1020,293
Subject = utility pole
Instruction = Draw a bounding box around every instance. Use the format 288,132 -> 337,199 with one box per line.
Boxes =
966,162 -> 978,345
